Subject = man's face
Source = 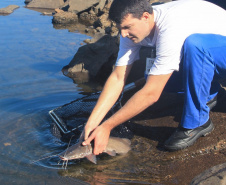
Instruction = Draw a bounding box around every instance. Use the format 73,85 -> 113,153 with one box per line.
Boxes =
119,13 -> 153,43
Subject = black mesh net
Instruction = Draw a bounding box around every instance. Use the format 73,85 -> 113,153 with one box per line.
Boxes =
49,92 -> 126,142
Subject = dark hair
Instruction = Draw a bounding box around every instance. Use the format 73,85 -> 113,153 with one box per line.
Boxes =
109,0 -> 153,24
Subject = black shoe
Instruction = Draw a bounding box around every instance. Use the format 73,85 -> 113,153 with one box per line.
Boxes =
164,119 -> 214,151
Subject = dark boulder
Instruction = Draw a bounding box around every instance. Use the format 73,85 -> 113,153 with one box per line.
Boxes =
62,34 -> 119,83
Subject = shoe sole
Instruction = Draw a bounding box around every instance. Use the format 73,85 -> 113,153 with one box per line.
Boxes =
165,121 -> 214,151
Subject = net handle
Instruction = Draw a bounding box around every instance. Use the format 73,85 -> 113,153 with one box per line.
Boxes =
123,77 -> 146,93
117,77 -> 146,105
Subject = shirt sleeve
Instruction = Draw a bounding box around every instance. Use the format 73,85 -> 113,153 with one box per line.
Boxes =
115,36 -> 141,66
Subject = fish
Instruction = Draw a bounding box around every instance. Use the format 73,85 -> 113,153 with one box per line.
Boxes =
59,136 -> 131,164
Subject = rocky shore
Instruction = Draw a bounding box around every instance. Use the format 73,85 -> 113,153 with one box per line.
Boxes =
1,0 -> 226,184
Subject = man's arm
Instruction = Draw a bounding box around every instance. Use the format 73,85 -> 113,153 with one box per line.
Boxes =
83,72 -> 173,155
83,64 -> 133,141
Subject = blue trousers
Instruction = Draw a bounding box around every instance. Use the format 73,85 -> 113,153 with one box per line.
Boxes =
165,34 -> 226,129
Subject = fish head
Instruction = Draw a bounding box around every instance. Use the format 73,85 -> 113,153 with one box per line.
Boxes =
59,143 -> 93,161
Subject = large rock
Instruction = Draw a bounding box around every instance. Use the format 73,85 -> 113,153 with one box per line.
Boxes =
0,5 -> 19,14
68,0 -> 100,14
62,34 -> 119,83
26,0 -> 65,9
190,162 -> 226,185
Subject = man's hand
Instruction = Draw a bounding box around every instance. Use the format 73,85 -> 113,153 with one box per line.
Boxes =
83,123 -> 96,142
82,123 -> 111,155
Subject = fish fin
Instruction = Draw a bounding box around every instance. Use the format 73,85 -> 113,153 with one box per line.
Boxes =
106,150 -> 116,156
86,154 -> 97,164
78,130 -> 85,143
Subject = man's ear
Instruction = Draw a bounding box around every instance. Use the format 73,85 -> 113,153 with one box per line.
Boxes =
142,12 -> 150,22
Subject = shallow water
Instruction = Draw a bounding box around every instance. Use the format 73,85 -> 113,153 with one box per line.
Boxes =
0,1 -> 92,184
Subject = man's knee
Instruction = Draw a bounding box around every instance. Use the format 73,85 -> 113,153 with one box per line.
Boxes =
183,34 -> 203,51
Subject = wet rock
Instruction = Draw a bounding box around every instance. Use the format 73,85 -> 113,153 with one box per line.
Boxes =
0,5 -> 19,15
26,0 -> 65,9
52,11 -> 78,24
190,163 -> 226,185
62,34 -> 119,83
